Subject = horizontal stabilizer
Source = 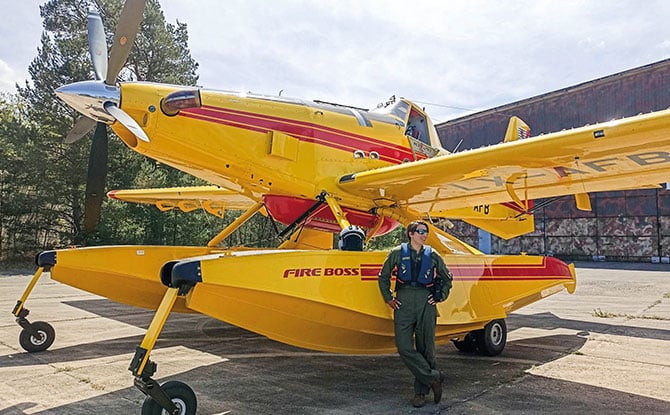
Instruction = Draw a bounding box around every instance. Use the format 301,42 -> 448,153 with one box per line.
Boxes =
434,202 -> 535,240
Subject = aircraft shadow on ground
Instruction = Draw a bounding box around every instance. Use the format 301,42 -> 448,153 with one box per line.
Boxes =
2,297 -> 670,414
507,311 -> 670,341
3,331 -> 669,414
0,299 -> 305,369
67,298 -> 670,342
2,298 -> 668,371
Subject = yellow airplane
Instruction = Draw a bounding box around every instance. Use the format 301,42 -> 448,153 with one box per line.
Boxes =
10,1 -> 670,414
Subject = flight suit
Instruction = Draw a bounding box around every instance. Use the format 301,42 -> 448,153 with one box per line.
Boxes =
378,244 -> 452,395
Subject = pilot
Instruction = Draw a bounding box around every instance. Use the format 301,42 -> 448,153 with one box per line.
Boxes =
405,124 -> 418,138
378,220 -> 452,408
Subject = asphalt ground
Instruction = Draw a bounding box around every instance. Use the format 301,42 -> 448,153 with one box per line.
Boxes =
0,261 -> 669,414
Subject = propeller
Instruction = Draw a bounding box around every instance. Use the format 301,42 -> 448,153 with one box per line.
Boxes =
60,1 -> 146,233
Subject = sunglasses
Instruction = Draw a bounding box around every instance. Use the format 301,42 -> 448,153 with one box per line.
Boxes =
414,229 -> 429,235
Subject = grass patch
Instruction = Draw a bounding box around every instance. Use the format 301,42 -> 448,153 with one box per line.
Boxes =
0,259 -> 35,274
592,308 -> 618,318
78,378 -> 106,391
592,308 -> 670,321
636,314 -> 670,321
663,292 -> 670,299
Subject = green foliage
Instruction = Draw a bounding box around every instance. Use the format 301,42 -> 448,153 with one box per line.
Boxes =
1,0 -> 205,261
366,226 -> 405,251
1,0 -> 402,264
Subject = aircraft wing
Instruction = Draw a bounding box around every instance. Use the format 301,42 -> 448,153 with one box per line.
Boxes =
338,109 -> 670,213
108,186 -> 258,217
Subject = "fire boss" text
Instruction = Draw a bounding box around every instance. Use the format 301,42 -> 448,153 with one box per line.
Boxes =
283,267 -> 361,278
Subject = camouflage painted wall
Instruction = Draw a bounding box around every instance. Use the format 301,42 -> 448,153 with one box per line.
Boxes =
447,188 -> 668,261
437,59 -> 670,261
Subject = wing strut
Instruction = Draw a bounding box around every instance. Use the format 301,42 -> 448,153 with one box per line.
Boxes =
512,193 -> 592,219
324,193 -> 353,230
505,173 -> 531,213
207,202 -> 264,247
324,193 -> 368,251
365,217 -> 386,244
277,191 -> 328,238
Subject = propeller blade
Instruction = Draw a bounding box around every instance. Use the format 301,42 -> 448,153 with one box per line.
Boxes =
106,0 -> 145,84
64,116 -> 97,144
87,10 -> 108,81
104,102 -> 150,142
83,122 -> 109,232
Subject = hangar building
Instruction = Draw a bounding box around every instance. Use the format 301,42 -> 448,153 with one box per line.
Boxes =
436,58 -> 670,262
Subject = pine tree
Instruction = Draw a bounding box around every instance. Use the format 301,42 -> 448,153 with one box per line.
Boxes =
0,93 -> 42,261
4,0 -> 285,259
15,0 -> 205,249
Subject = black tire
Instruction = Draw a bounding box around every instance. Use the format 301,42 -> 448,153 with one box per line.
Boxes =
475,319 -> 506,356
141,380 -> 197,415
19,321 -> 55,353
452,332 -> 478,353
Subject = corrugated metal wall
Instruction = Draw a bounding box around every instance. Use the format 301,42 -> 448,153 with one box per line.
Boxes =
436,59 -> 670,262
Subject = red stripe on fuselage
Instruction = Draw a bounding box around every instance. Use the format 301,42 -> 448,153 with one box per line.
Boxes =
179,105 -> 420,164
179,110 -> 269,134
360,264 -> 382,281
447,257 -> 572,280
360,267 -> 382,277
181,108 -> 383,161
358,258 -> 572,282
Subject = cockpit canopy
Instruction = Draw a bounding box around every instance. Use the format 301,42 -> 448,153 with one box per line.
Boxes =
372,97 -> 446,155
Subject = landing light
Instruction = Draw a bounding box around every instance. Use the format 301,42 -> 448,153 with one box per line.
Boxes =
160,89 -> 202,116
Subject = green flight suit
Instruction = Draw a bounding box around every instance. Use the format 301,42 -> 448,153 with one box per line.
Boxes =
378,244 -> 452,394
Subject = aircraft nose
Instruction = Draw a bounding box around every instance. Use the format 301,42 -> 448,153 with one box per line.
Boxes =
55,80 -> 120,124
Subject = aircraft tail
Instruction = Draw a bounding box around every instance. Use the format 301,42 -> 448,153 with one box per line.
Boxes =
504,116 -> 530,142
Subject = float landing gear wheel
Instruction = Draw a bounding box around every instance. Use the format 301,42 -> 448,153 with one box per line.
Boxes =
475,319 -> 507,356
19,320 -> 55,353
130,288 -> 197,414
12,266 -> 55,352
452,332 -> 478,353
141,380 -> 197,415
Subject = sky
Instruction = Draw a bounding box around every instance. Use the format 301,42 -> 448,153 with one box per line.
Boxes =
1,0 -> 669,124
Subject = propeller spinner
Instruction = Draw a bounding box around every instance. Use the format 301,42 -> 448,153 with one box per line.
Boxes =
57,1 -> 146,232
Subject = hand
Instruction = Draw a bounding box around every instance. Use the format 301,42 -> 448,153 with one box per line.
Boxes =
387,298 -> 401,310
428,294 -> 438,305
